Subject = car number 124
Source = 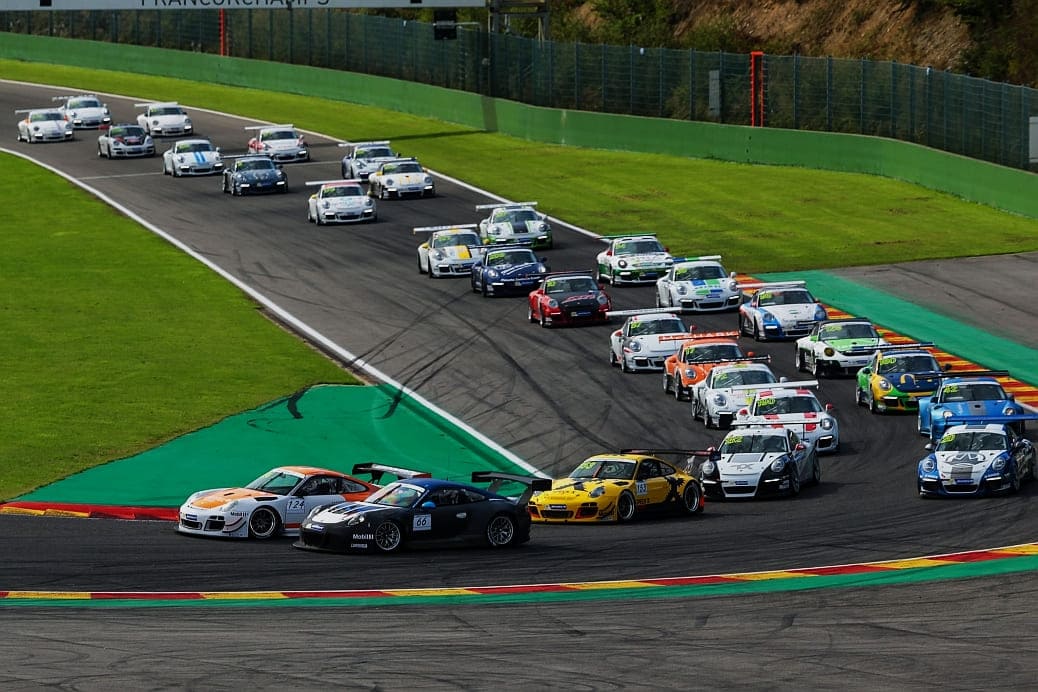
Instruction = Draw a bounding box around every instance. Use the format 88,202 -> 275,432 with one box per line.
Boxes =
413,514 -> 432,532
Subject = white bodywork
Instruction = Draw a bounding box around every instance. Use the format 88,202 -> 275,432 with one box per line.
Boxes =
247,124 -> 309,162
691,363 -> 783,429
608,312 -> 689,372
162,138 -> 223,176
702,427 -> 817,499
368,159 -> 435,198
476,202 -> 553,248
135,102 -> 192,137
738,283 -> 827,340
306,180 -> 376,224
733,385 -> 839,453
416,224 -> 484,277
655,256 -> 741,312
795,319 -> 889,376
97,124 -> 155,158
16,108 -> 74,143
596,235 -> 673,285
53,94 -> 110,129
339,141 -> 396,179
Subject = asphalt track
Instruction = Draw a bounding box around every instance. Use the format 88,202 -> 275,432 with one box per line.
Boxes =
2,81 -> 1037,690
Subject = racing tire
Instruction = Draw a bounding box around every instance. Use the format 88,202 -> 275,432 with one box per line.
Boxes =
316,213 -> 325,227
810,455 -> 822,486
680,483 -> 704,515
620,355 -> 631,374
418,255 -> 426,273
427,260 -> 436,278
796,350 -> 807,373
528,305 -> 537,323
704,406 -> 716,429
655,292 -> 664,308
752,321 -> 763,342
378,186 -> 388,200
485,514 -> 518,548
373,520 -> 404,553
739,314 -> 751,337
609,349 -> 618,368
663,373 -> 672,394
674,378 -> 684,401
247,507 -> 281,539
788,468 -> 801,497
1010,470 -> 1022,494
481,281 -> 489,297
539,310 -> 549,328
475,279 -> 484,295
868,391 -> 879,414
616,491 -> 637,523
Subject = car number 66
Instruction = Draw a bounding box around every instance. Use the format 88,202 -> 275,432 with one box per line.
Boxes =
413,514 -> 432,531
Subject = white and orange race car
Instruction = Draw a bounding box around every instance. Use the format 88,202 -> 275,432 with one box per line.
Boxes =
177,464 -> 425,539
661,331 -> 762,401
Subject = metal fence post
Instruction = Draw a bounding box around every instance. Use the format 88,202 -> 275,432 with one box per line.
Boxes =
890,61 -> 897,138
689,49 -> 695,120
826,56 -> 833,131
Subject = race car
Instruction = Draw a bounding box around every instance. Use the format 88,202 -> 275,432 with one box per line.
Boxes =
472,245 -> 548,295
475,201 -> 553,249
527,272 -> 611,326
246,123 -> 309,162
161,138 -> 223,176
738,282 -> 827,340
97,124 -> 154,158
855,343 -> 948,413
795,318 -> 888,377
222,155 -> 288,195
367,158 -> 435,199
527,449 -> 712,523
306,179 -> 376,224
595,234 -> 673,285
690,362 -> 784,429
135,101 -> 192,137
662,331 -> 753,400
296,469 -> 550,553
697,427 -> 821,499
15,108 -> 74,143
339,140 -> 397,180
917,421 -> 1038,497
609,312 -> 691,372
177,465 -> 385,539
52,94 -> 110,129
416,224 -> 484,277
655,255 -> 742,312
917,372 -> 1026,441
732,384 -> 838,453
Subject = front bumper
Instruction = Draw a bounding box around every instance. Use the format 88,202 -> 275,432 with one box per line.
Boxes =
678,294 -> 741,312
528,500 -> 615,523
918,474 -> 1013,497
320,207 -> 375,223
110,144 -> 155,157
177,507 -> 250,538
433,260 -> 477,276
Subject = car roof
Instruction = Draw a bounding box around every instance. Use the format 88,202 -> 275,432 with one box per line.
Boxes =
625,313 -> 680,322
943,423 -> 1009,435
725,427 -> 787,439
584,453 -> 654,463
713,362 -> 772,373
275,465 -> 354,478
753,387 -> 817,398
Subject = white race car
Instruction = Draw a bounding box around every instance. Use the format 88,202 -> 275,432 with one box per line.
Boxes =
52,94 -> 110,129
476,201 -> 553,249
415,224 -> 484,277
161,138 -> 223,176
135,101 -> 192,137
97,124 -> 155,158
247,123 -> 310,162
306,179 -> 376,224
698,427 -> 821,499
608,312 -> 691,372
595,234 -> 673,285
795,318 -> 888,377
733,384 -> 839,453
655,255 -> 742,312
177,465 -> 380,539
15,108 -> 74,143
339,140 -> 397,179
367,158 -> 435,199
738,281 -> 828,341
690,362 -> 784,429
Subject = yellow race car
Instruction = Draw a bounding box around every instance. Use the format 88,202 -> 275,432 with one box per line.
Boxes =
528,450 -> 713,523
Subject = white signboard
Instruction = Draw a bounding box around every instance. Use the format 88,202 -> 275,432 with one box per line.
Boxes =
3,0 -> 485,9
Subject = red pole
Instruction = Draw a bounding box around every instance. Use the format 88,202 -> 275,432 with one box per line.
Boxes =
750,51 -> 764,127
219,9 -> 226,56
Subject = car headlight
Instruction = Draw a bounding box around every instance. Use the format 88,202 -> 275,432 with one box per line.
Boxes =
487,269 -> 500,279
547,298 -> 559,309
345,514 -> 366,526
626,339 -> 642,353
589,486 -> 605,498
761,311 -> 778,324
942,410 -> 954,418
711,393 -> 728,407
823,347 -> 835,357
700,460 -> 716,476
1003,406 -> 1018,415
538,223 -> 548,231
385,178 -> 395,186
770,458 -> 787,473
617,260 -> 628,268
677,285 -> 688,295
151,119 -> 160,126
877,377 -> 892,391
921,458 -> 936,472
432,250 -> 445,260
321,201 -> 330,209
992,457 -> 1006,471
813,305 -> 827,320
424,176 -> 433,185
728,280 -> 738,291
684,368 -> 696,378
820,418 -> 834,430
596,294 -> 609,305
536,264 -> 547,273
365,198 -> 373,207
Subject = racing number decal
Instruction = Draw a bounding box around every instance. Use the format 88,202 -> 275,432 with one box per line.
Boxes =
636,481 -> 648,496
286,499 -> 305,512
413,514 -> 432,532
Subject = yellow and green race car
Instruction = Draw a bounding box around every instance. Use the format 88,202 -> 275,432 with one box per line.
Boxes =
855,343 -> 948,413
528,450 -> 713,523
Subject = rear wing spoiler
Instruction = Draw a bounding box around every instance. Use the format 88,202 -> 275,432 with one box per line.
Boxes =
737,281 -> 806,292
305,179 -> 361,187
874,342 -> 936,352
725,379 -> 817,393
352,463 -> 431,484
243,123 -> 292,130
134,101 -> 179,108
690,355 -> 773,367
471,471 -> 553,506
605,308 -> 686,319
670,254 -> 722,263
943,413 -> 1038,428
658,330 -> 740,343
413,223 -> 479,234
475,201 -> 538,211
621,449 -> 721,470
935,370 -> 1011,379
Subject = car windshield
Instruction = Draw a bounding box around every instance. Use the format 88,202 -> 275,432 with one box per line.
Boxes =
674,264 -> 725,281
357,147 -> 391,159
31,111 -> 63,122
821,322 -> 879,340
627,318 -> 685,336
720,434 -> 788,454
712,368 -> 776,388
753,394 -> 821,415
176,141 -> 211,153
757,289 -> 813,306
876,353 -> 939,375
546,277 -> 596,294
569,459 -> 636,480
486,250 -> 535,267
613,239 -> 664,255
69,98 -> 101,108
433,233 -> 479,248
366,482 -> 424,508
682,343 -> 742,363
262,129 -> 296,141
323,185 -> 362,197
238,159 -> 274,171
245,470 -> 303,495
151,106 -> 183,116
497,209 -> 539,224
111,127 -> 145,137
384,162 -> 422,174
939,382 -> 1006,403
936,431 -> 1007,453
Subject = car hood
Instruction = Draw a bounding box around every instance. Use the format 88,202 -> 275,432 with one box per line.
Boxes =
629,334 -> 684,355
825,338 -> 883,353
188,488 -> 277,509
176,150 -> 218,163
352,156 -> 396,171
933,451 -> 1002,479
34,120 -> 68,133
308,501 -> 395,524
263,139 -> 302,151
883,372 -> 942,393
489,263 -> 541,278
613,252 -> 669,267
434,245 -> 477,260
537,478 -> 631,500
760,304 -> 814,320
149,114 -> 187,125
678,278 -> 734,293
324,196 -> 367,210
718,452 -> 784,474
936,400 -> 1009,415
382,172 -> 425,183
492,220 -> 548,235
239,168 -> 280,182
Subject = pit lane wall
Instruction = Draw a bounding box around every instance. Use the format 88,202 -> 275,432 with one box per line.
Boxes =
3,33 -> 1036,219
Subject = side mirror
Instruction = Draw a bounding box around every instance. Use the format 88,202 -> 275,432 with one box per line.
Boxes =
746,351 -> 756,357
825,403 -> 834,412
861,367 -> 871,375
729,271 -> 736,280
420,501 -> 435,510
779,376 -> 789,382
924,442 -> 934,451
794,443 -> 806,451
943,363 -> 953,371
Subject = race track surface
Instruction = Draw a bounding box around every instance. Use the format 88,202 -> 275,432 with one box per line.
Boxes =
2,80 -> 1036,689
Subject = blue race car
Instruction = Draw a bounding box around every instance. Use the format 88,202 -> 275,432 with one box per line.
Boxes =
917,420 -> 1038,497
917,372 -> 1027,441
470,245 -> 548,297
222,155 -> 287,195
294,468 -> 550,553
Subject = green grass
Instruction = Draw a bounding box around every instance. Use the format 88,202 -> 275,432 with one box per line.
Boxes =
1,59 -> 1035,500
0,158 -> 357,499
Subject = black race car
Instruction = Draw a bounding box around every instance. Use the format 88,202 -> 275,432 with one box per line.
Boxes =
221,155 -> 287,196
294,468 -> 550,554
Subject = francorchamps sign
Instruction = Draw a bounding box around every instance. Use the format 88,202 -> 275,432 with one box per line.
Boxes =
6,1 -> 485,9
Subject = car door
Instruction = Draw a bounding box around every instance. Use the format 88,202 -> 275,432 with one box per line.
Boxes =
633,460 -> 671,509
786,430 -> 810,480
420,487 -> 472,541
